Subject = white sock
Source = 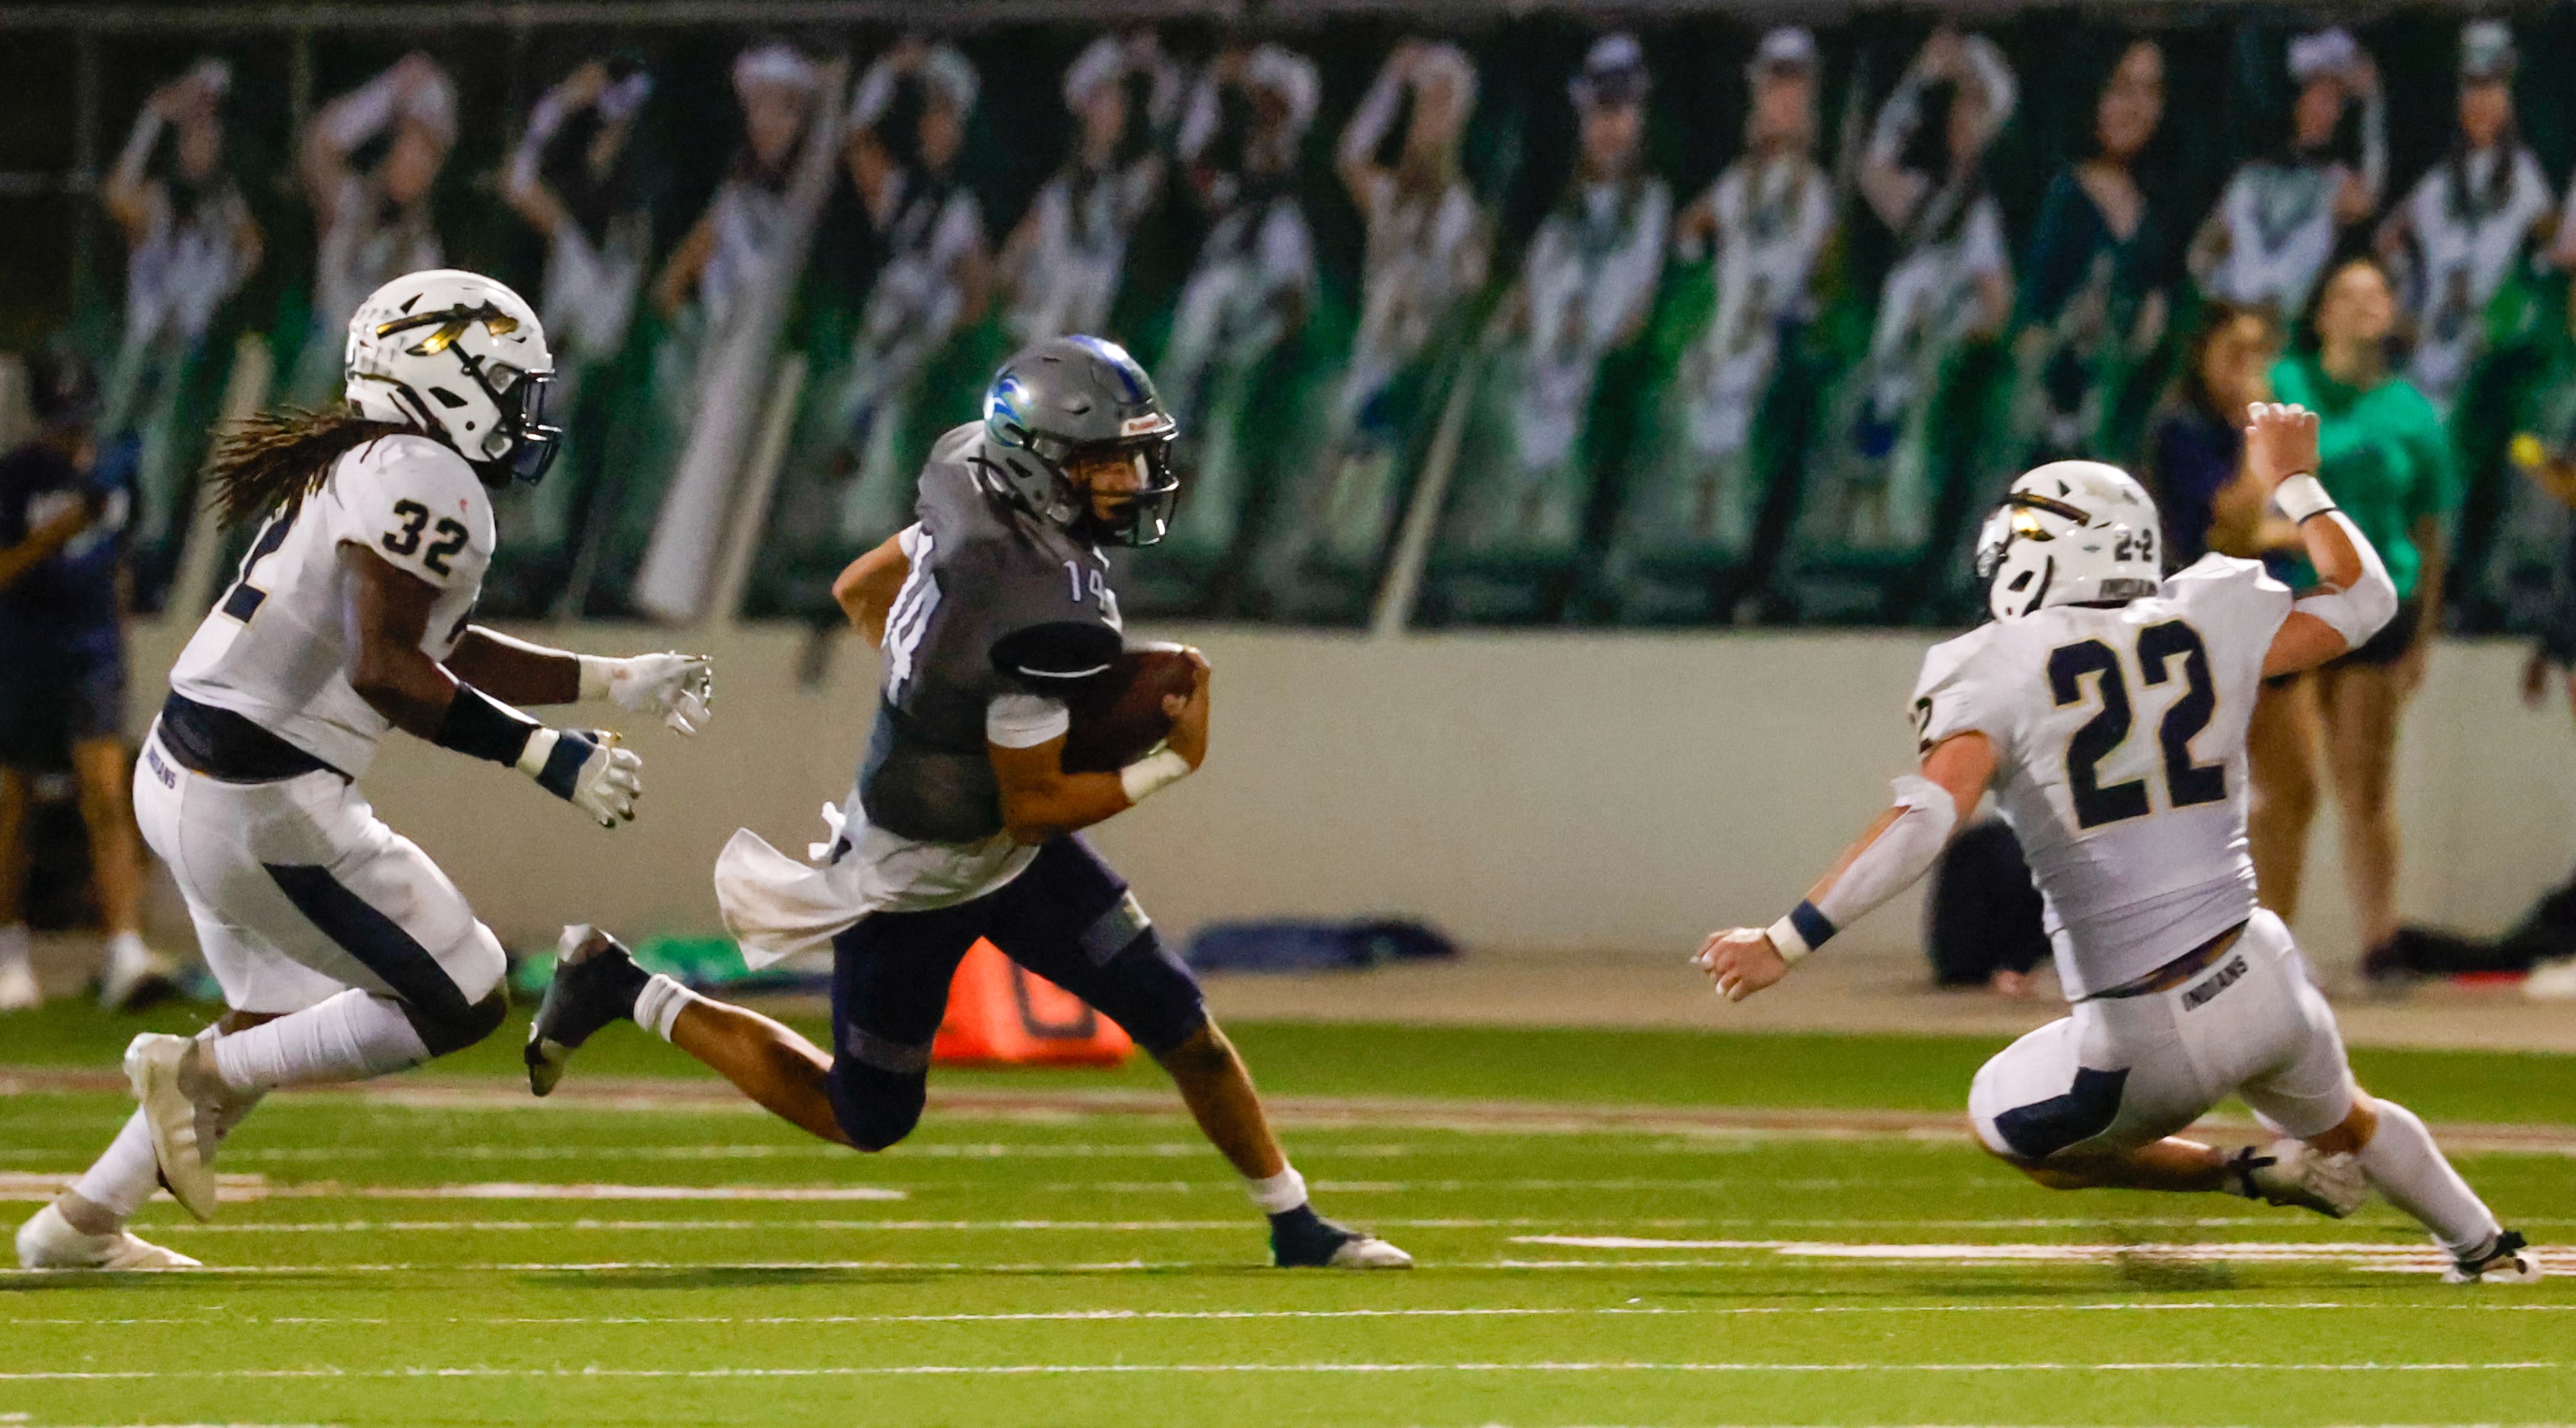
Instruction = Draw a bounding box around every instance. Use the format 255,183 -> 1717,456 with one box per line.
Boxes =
2359,1098 -> 2503,1257
67,1027 -> 262,1225
634,973 -> 704,1042
68,1110 -> 162,1220
104,931 -> 151,977
209,989 -> 430,1092
1247,1165 -> 1308,1215
0,923 -> 29,974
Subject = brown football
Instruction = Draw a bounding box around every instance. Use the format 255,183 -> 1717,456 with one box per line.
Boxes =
1059,643 -> 1198,773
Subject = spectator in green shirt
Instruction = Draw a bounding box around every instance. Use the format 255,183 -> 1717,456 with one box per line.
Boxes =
2247,255 -> 2457,976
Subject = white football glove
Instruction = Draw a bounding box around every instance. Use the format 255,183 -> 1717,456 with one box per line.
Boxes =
516,728 -> 643,828
580,652 -> 713,735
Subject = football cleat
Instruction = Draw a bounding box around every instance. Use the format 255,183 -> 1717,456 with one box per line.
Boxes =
526,925 -> 649,1096
123,1034 -> 221,1222
2228,1139 -> 2368,1218
1270,1207 -> 1414,1270
16,1203 -> 200,1271
2444,1230 -> 2543,1284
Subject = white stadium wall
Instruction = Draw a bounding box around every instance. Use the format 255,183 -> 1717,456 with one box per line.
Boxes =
119,620 -> 2576,972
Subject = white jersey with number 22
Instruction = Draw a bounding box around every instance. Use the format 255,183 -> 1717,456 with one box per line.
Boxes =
1911,555 -> 2294,998
170,433 -> 494,779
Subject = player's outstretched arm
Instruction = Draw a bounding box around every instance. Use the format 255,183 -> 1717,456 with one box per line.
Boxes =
2241,401 -> 2400,678
831,531 -> 912,649
339,544 -> 640,827
449,628 -> 713,735
987,653 -> 1209,846
1697,732 -> 1996,1002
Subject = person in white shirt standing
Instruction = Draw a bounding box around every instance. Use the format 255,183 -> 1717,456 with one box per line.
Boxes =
14,269 -> 713,1271
1698,403 -> 2539,1285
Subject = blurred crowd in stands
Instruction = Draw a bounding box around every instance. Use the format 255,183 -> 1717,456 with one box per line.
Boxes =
5,8 -> 2576,632
15,5 -> 2576,998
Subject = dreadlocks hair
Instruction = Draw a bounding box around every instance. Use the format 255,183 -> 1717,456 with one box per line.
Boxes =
203,404 -> 413,528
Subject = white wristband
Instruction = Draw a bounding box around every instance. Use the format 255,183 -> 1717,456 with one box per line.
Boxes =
1765,915 -> 1813,966
2273,474 -> 2337,524
1119,747 -> 1193,805
577,654 -> 615,702
515,726 -> 561,778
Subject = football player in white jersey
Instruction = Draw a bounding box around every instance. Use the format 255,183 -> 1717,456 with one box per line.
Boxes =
16,268 -> 713,1271
1697,403 -> 2540,1284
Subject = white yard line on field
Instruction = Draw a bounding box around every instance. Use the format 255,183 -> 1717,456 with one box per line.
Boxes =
0,1361 -> 2562,1382
19,1303 -> 2576,1329
0,1176 -> 904,1203
8,1068 -> 2574,1154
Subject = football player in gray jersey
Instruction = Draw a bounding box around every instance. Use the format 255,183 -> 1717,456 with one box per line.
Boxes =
530,335 -> 1411,1270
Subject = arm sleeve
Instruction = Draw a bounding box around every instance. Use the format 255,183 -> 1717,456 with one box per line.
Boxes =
2289,512 -> 2397,649
322,436 -> 493,591
986,693 -> 1072,749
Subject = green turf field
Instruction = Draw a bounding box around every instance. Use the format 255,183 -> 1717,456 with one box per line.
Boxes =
5,1006 -> 2571,1426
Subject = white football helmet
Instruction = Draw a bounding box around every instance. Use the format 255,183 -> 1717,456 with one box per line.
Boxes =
345,268 -> 560,484
1975,460 -> 2164,620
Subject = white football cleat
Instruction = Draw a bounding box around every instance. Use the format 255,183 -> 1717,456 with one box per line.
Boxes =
0,957 -> 40,1011
2229,1139 -> 2368,1218
1326,1234 -> 1415,1269
124,1033 -> 221,1221
2445,1230 -> 2543,1285
16,1203 -> 199,1271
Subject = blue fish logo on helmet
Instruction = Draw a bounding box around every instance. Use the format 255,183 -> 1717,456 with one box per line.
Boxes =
974,335 -> 1180,547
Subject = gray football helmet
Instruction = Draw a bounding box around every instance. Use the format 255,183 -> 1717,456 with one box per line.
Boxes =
977,335 -> 1180,547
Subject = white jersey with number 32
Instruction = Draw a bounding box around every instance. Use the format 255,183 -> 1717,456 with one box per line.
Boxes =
1911,554 -> 2294,998
170,433 -> 494,779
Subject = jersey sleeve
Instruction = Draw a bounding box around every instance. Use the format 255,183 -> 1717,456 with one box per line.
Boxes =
1910,626 -> 2008,755
321,435 -> 494,591
2164,553 -> 2295,681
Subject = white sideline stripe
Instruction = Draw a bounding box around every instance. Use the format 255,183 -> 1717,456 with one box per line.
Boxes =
1,1178 -> 906,1203
0,1252 -> 2498,1277
23,1303 -> 2576,1328
155,1217 -> 1606,1235
1514,1236 -> 2504,1268
0,1361 -> 2559,1382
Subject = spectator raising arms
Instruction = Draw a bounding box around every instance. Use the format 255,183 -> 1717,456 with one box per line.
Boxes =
0,354 -> 166,1013
2375,20 -> 2555,411
1000,31 -> 1177,346
1332,40 -> 1489,446
99,59 -> 262,588
1161,40 -> 1322,436
507,56 -> 654,370
2250,256 -> 2457,977
2190,27 -> 2383,322
289,54 -> 455,405
828,36 -> 991,536
653,44 -> 823,335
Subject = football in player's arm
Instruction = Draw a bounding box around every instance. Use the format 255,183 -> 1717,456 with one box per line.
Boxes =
527,337 -> 1407,1270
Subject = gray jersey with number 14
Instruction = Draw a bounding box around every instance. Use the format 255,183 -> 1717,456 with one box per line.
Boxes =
859,422 -> 1125,846
1911,554 -> 2293,998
